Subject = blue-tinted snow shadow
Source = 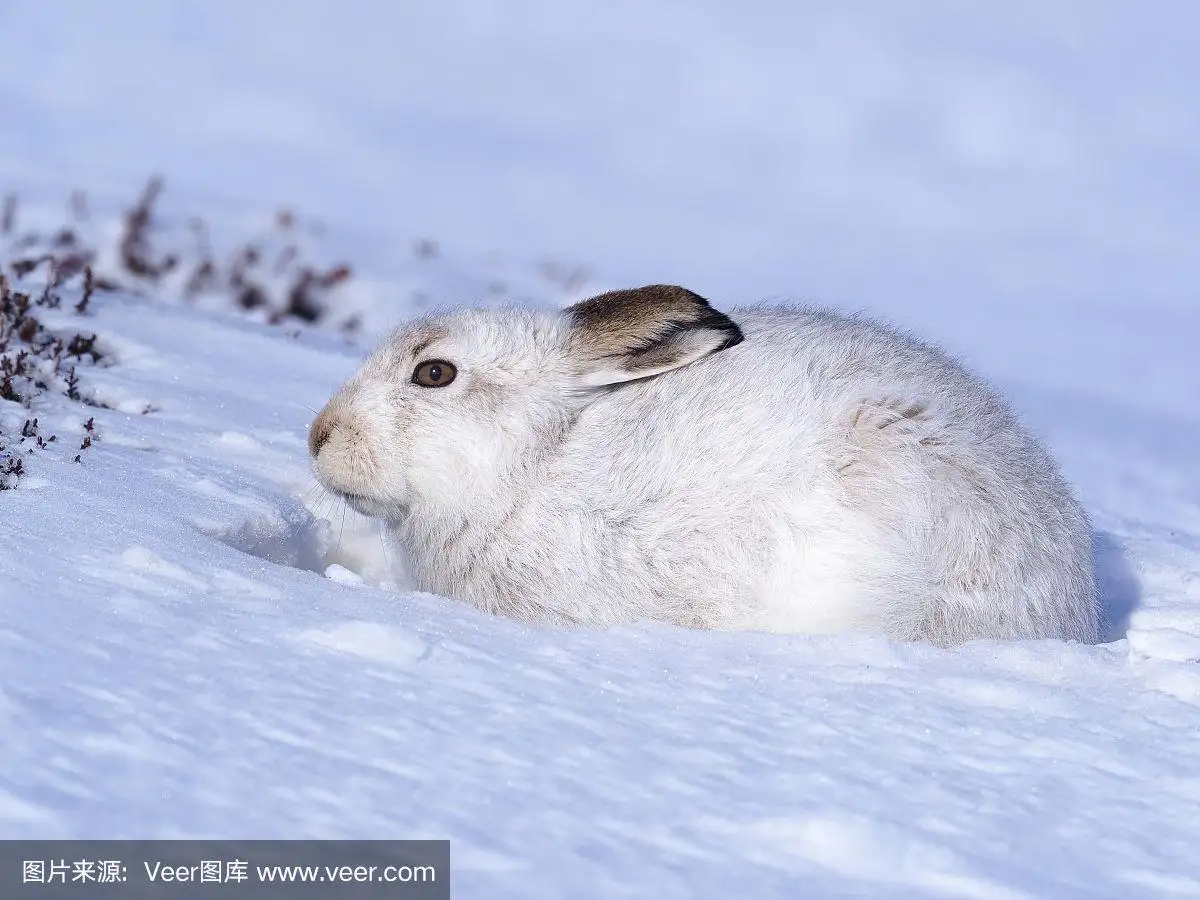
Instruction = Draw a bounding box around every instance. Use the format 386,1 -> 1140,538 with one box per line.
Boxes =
1093,530 -> 1141,642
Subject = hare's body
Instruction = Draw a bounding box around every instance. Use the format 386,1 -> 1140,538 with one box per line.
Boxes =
312,287 -> 1099,646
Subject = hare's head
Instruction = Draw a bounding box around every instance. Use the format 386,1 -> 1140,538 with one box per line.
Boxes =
308,285 -> 742,519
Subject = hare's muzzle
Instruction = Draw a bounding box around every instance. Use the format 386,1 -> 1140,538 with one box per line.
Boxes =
309,405 -> 336,459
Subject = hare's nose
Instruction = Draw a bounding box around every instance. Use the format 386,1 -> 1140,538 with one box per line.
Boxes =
309,408 -> 335,458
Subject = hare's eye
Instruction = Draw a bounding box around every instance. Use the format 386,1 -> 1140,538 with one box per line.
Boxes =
412,359 -> 457,388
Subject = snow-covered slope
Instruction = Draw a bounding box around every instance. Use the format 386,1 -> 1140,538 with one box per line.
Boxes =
2,275 -> 1197,897
3,3 -> 1200,898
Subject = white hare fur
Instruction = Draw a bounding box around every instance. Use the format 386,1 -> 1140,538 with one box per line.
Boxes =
310,285 -> 1099,647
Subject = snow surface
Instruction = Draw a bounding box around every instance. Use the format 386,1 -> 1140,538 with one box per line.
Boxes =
3,3 -> 1200,898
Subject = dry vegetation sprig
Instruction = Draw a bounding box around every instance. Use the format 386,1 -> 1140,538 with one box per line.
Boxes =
5,177 -> 356,329
0,271 -> 108,406
0,189 -> 124,487
114,177 -> 354,326
0,266 -> 108,489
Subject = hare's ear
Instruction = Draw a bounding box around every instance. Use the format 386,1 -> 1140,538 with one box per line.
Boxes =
564,284 -> 744,387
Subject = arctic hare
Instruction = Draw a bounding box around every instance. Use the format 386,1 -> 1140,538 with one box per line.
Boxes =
309,285 -> 1099,646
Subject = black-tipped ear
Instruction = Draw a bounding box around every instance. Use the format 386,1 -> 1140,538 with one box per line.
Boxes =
564,284 -> 743,387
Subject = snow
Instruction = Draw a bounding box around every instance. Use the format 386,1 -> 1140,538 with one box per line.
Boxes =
2,3 -> 1200,898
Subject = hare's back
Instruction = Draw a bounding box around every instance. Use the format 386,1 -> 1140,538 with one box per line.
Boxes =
570,304 -> 1045,498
